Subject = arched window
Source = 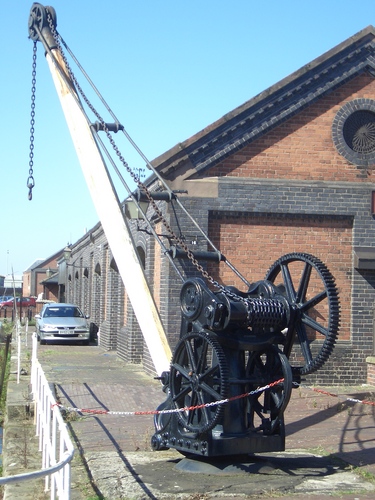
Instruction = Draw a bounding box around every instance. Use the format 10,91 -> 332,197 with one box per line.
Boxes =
110,258 -> 118,272
137,246 -> 146,269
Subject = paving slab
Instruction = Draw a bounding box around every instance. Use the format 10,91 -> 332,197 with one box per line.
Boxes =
31,340 -> 375,499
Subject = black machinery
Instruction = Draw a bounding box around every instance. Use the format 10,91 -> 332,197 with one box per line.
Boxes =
151,253 -> 340,457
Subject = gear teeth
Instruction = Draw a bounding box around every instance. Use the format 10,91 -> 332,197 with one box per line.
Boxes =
265,252 -> 340,376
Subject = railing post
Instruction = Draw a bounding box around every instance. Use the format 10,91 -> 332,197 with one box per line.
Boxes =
1,335 -> 74,497
51,409 -> 58,499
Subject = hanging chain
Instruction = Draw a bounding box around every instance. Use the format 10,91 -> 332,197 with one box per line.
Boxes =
44,13 -> 249,304
27,41 -> 37,201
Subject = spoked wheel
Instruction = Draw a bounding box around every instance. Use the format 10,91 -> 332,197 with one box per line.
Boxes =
246,347 -> 292,435
169,331 -> 229,433
28,4 -> 57,41
153,397 -> 172,434
265,253 -> 340,375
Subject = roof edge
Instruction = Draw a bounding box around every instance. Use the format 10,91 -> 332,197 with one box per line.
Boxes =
152,25 -> 375,170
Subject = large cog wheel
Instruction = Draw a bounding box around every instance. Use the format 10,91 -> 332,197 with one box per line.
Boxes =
246,347 -> 292,435
170,331 -> 229,433
265,253 -> 340,375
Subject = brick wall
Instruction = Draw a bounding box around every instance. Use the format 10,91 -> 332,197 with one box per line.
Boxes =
367,358 -> 375,385
209,73 -> 375,183
99,264 -> 121,350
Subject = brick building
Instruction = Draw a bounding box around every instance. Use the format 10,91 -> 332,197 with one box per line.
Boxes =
61,26 -> 375,384
23,251 -> 63,306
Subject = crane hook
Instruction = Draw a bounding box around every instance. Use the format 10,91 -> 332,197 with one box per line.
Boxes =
27,176 -> 35,201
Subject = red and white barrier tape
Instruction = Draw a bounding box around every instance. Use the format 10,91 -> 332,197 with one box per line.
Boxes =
293,381 -> 375,407
52,378 -> 284,416
51,379 -> 375,416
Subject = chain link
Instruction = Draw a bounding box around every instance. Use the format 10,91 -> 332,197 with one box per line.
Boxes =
27,41 -> 38,201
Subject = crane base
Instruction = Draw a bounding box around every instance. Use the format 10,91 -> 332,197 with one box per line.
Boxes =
151,416 -> 285,458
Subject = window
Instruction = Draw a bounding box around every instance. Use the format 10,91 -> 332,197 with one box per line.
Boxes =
332,99 -> 375,166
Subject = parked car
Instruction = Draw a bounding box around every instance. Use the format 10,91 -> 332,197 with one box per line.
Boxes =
0,297 -> 36,308
35,303 -> 90,345
0,295 -> 13,305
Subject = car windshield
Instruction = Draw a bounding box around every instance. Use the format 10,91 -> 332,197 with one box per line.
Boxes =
44,307 -> 83,318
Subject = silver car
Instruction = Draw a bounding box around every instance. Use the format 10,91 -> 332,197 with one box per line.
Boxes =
35,303 -> 90,345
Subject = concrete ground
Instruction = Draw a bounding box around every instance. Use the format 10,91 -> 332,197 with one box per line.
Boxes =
3,330 -> 375,499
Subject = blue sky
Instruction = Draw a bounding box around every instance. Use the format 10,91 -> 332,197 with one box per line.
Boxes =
1,0 -> 375,277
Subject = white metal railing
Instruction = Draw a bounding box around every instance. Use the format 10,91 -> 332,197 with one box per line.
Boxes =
0,333 -> 74,499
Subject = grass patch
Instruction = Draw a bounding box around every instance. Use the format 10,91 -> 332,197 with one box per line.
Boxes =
307,445 -> 330,456
0,324 -> 12,426
1,320 -> 14,337
0,351 -> 11,424
0,322 -> 12,490
349,464 -> 375,483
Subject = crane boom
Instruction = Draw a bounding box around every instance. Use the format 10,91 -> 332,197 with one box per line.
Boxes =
28,3 -> 171,374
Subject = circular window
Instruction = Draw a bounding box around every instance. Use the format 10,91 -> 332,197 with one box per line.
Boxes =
332,99 -> 375,166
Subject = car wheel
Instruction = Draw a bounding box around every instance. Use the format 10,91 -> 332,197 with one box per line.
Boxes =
40,338 -> 46,345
